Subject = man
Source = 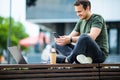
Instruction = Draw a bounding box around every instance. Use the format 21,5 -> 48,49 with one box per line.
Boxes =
54,0 -> 109,64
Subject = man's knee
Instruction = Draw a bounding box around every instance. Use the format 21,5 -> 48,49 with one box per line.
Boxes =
78,34 -> 90,41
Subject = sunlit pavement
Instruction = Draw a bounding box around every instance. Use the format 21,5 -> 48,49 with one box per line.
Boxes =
1,53 -> 120,64
26,53 -> 120,64
104,54 -> 120,63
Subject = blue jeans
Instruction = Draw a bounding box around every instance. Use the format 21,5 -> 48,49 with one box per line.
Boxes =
55,34 -> 106,63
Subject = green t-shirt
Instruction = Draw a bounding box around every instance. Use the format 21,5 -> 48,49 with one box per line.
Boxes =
74,14 -> 109,56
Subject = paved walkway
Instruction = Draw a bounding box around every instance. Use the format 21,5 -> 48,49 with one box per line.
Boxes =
104,54 -> 120,63
26,53 -> 120,64
2,52 -> 120,64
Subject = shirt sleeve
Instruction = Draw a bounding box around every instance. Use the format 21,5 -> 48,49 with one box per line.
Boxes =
91,15 -> 104,29
73,20 -> 81,33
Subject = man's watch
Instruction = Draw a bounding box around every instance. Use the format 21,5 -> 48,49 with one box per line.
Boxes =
70,37 -> 73,43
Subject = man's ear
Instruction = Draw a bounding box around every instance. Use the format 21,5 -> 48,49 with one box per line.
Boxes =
86,6 -> 90,11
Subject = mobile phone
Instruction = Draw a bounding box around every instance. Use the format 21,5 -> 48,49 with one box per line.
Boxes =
53,32 -> 60,38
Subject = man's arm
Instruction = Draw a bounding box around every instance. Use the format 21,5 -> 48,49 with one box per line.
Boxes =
88,27 -> 101,40
70,27 -> 101,43
69,31 -> 80,43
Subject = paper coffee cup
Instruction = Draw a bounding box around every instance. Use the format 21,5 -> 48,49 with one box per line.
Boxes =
50,53 -> 56,64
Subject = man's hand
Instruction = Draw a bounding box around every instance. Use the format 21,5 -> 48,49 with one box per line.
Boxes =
54,35 -> 70,46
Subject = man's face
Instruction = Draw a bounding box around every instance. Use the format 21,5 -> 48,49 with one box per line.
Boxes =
74,5 -> 89,20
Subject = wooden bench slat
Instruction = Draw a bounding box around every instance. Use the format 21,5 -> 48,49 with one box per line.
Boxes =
0,72 -> 99,78
0,63 -> 120,80
100,72 -> 120,76
0,64 -> 99,69
38,77 -> 99,80
100,76 -> 120,80
100,68 -> 120,71
0,77 -> 99,80
100,63 -> 120,67
0,68 -> 99,74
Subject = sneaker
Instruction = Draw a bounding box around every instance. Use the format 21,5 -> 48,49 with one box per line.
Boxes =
76,54 -> 92,64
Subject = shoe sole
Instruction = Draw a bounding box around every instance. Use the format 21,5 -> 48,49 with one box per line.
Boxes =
76,54 -> 92,64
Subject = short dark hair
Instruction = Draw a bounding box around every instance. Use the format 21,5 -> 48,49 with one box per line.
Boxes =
74,0 -> 91,10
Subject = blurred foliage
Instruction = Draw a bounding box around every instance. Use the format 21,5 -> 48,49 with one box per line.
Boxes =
0,16 -> 28,54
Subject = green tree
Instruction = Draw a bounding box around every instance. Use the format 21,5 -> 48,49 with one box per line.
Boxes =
0,16 -> 28,54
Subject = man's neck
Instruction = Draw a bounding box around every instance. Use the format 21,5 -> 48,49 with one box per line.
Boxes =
85,13 -> 92,20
